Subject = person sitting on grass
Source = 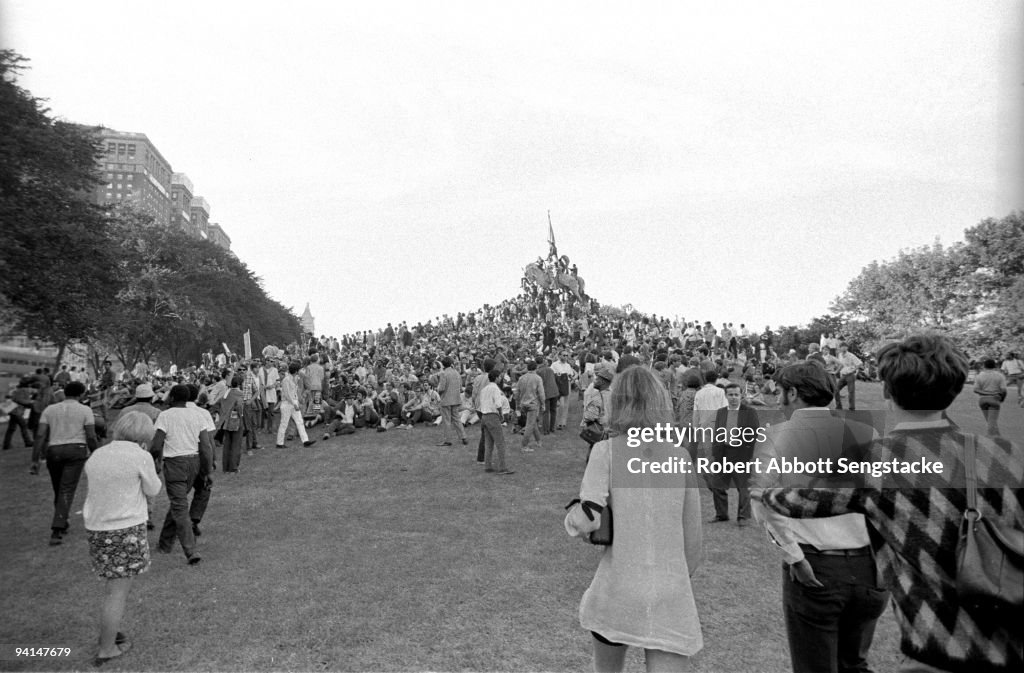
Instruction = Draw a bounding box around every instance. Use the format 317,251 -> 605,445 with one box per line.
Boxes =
323,395 -> 358,439
375,392 -> 402,431
355,390 -> 379,429
459,386 -> 479,426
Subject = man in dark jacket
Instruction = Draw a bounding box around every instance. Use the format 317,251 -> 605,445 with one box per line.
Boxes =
536,356 -> 559,434
708,383 -> 762,526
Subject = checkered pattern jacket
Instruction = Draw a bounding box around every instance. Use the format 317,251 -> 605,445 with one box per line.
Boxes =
763,425 -> 1023,672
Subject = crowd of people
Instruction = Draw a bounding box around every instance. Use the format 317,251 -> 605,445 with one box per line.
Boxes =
4,262 -> 1023,669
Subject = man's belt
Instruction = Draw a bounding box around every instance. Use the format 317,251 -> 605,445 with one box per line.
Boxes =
799,543 -> 871,557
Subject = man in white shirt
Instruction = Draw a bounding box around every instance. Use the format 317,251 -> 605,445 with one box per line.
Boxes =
151,384 -> 213,564
479,368 -> 513,475
262,360 -> 280,433
32,381 -> 97,545
750,364 -> 886,673
834,343 -> 863,411
551,350 -> 576,430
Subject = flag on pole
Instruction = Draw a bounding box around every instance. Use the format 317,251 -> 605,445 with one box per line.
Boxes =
222,342 -> 231,355
243,330 -> 252,360
547,210 -> 557,258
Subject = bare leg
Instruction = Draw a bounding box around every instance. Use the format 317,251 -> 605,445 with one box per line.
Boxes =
644,649 -> 690,672
98,577 -> 133,658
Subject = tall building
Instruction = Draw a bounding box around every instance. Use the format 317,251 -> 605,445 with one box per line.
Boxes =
190,197 -> 211,240
208,222 -> 231,251
300,304 -> 315,335
170,173 -> 194,235
89,126 -> 233,249
93,129 -> 173,226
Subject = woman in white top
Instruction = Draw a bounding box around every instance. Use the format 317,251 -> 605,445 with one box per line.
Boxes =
83,411 -> 162,665
565,366 -> 703,672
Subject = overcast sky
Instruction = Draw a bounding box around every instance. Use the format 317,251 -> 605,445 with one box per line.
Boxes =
4,1 -> 1022,338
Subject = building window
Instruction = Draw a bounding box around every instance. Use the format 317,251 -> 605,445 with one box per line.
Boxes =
127,144 -> 136,158
105,192 -> 112,198
106,173 -> 113,179
117,143 -> 126,154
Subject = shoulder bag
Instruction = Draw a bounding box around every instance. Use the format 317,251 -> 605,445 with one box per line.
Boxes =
956,433 -> 1024,611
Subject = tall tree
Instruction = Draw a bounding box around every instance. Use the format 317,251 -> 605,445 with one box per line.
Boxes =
964,211 -> 1024,345
831,241 -> 980,340
0,50 -> 120,365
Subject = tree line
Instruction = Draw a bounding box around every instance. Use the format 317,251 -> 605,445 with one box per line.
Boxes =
829,212 -> 1023,358
0,50 -> 301,371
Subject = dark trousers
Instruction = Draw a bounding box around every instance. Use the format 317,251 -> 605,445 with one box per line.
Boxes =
709,470 -> 751,520
782,554 -> 889,673
46,443 -> 89,532
481,413 -> 507,471
159,455 -> 200,558
835,373 -> 857,410
544,397 -> 558,433
190,469 -> 212,525
262,403 -> 277,433
222,429 -> 243,471
3,411 -> 32,450
243,402 -> 260,449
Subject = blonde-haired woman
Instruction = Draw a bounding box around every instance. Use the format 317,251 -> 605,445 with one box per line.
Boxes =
566,366 -> 703,672
84,411 -> 162,665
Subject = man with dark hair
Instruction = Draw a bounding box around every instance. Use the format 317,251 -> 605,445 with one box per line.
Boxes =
151,384 -> 213,564
33,381 -> 97,545
4,377 -> 34,453
615,344 -> 642,373
478,368 -> 513,475
834,342 -> 862,410
708,383 -> 760,526
750,364 -> 885,673
435,356 -> 467,446
973,358 -> 1007,438
762,334 -> 1024,671
536,356 -> 559,434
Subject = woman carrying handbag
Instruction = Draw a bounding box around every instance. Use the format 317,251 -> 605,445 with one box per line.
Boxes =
217,374 -> 246,474
565,366 -> 703,672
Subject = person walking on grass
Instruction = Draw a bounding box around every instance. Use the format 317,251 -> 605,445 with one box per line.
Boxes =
276,362 -> 315,449
150,384 -> 212,565
32,381 -> 97,546
974,358 -> 1008,438
565,365 -> 703,672
83,411 -> 161,666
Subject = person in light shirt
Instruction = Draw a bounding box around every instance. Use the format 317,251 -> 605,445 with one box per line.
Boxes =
33,381 -> 98,546
834,342 -> 863,410
1000,351 -> 1023,404
150,384 -> 213,565
478,368 -> 513,475
750,364 -> 886,673
551,350 -> 576,430
83,411 -> 162,665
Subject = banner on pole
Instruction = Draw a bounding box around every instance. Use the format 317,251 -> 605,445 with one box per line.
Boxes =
222,342 -> 231,355
243,330 -> 252,360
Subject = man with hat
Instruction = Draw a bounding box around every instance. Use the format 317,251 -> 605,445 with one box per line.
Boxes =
127,382 -> 161,529
128,383 -> 161,423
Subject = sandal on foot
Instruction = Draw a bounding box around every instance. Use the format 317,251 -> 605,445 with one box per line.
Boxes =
93,640 -> 132,666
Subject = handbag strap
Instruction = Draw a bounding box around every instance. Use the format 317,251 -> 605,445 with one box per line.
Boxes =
964,433 -> 978,515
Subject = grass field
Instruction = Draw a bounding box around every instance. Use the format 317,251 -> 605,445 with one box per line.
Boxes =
1,381 -> 1021,672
